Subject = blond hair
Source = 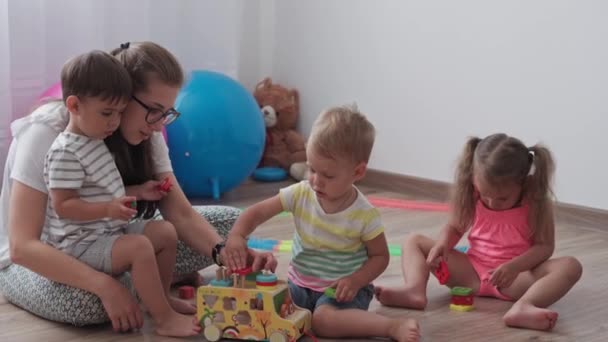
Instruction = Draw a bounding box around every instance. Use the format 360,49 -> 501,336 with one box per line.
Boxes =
308,104 -> 375,163
450,133 -> 555,242
61,50 -> 132,104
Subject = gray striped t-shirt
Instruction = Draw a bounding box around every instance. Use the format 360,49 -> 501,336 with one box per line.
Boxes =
43,132 -> 126,252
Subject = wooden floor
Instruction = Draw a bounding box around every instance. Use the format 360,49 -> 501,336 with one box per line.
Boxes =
1,179 -> 606,342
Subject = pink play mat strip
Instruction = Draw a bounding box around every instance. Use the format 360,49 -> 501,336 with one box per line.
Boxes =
368,196 -> 449,212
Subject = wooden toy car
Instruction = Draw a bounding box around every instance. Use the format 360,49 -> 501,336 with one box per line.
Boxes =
197,267 -> 312,341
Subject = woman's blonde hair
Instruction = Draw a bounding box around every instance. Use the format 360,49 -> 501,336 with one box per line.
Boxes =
450,133 -> 555,242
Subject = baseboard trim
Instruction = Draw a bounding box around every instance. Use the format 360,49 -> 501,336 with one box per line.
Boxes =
361,169 -> 450,202
361,168 -> 608,230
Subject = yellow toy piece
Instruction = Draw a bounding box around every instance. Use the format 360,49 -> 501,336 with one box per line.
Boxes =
449,303 -> 475,312
449,286 -> 474,312
197,267 -> 312,341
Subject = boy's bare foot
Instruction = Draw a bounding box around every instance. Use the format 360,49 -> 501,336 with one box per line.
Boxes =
375,285 -> 427,309
155,312 -> 201,337
389,318 -> 421,342
169,296 -> 197,314
503,302 -> 558,331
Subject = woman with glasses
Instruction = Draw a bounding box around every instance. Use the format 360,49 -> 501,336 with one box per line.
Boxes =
0,41 -> 277,332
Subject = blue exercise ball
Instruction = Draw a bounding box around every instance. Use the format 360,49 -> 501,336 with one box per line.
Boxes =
167,70 -> 265,199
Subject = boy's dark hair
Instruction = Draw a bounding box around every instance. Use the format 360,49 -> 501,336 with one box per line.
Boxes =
60,50 -> 132,103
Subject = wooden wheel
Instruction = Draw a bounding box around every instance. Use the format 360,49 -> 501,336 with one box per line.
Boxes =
269,331 -> 287,342
203,325 -> 222,341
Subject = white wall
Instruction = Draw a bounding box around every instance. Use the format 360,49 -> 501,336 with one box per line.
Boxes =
3,0 -> 605,209
269,0 -> 608,210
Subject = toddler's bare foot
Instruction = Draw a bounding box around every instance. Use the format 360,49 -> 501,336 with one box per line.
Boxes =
169,296 -> 197,314
389,318 -> 421,342
155,312 -> 200,337
503,302 -> 558,331
375,285 -> 427,309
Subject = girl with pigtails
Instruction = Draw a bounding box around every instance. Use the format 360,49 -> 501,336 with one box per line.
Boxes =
375,133 -> 582,331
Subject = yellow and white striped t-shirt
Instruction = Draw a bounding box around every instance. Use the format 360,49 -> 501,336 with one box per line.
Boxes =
279,181 -> 384,291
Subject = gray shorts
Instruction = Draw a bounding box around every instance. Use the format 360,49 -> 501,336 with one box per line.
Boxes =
69,221 -> 148,274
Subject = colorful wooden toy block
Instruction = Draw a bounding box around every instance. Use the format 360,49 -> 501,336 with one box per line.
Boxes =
434,260 -> 450,285
178,285 -> 195,299
450,286 -> 474,312
197,267 -> 312,341
323,287 -> 336,299
157,177 -> 172,192
126,200 -> 137,209
256,272 -> 278,290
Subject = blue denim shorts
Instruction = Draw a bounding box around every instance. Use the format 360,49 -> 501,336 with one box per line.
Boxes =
288,280 -> 374,312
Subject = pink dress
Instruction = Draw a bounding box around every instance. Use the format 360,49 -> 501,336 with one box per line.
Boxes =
466,200 -> 533,300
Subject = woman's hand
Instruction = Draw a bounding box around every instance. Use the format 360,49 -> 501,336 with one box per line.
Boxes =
223,234 -> 249,270
97,276 -> 143,332
220,246 -> 278,273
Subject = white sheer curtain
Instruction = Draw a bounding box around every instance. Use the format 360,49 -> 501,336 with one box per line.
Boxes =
0,0 -> 265,182
0,0 -> 12,180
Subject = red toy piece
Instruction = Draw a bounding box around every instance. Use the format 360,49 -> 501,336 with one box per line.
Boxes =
451,294 -> 474,306
450,287 -> 474,311
178,285 -> 195,299
234,266 -> 253,276
157,177 -> 172,192
433,260 -> 450,285
126,200 -> 137,209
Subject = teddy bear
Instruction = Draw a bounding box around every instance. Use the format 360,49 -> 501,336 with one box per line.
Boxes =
253,78 -> 308,181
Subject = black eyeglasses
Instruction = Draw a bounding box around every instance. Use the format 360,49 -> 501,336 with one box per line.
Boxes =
132,96 -> 180,126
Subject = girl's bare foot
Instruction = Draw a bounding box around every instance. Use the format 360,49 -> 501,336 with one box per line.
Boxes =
389,318 -> 421,342
503,302 -> 558,331
155,312 -> 201,337
375,285 -> 427,309
169,296 -> 197,314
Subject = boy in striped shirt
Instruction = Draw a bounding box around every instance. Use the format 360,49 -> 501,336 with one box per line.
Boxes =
42,51 -> 200,337
225,105 -> 420,341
